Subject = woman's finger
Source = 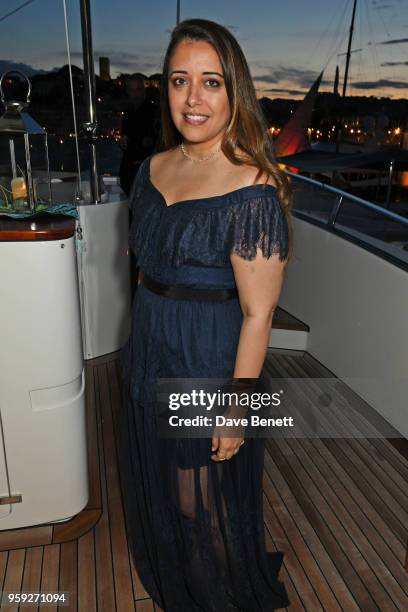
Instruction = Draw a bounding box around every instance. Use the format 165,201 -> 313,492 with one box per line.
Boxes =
211,435 -> 220,452
211,438 -> 244,461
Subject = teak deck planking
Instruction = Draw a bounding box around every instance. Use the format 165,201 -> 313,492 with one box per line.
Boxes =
0,349 -> 406,611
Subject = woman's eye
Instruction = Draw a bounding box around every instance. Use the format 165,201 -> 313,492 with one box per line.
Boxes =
172,77 -> 186,86
206,79 -> 220,88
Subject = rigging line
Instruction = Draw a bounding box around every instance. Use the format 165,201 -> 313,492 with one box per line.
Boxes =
376,5 -> 391,38
333,0 -> 354,56
62,0 -> 82,201
373,2 -> 398,86
356,0 -> 366,91
0,0 -> 36,24
323,0 -> 353,71
321,0 -> 349,69
303,0 -> 346,69
355,1 -> 368,94
363,0 -> 384,97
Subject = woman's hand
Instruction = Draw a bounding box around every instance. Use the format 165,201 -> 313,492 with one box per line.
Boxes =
210,415 -> 245,461
211,399 -> 247,461
210,434 -> 245,461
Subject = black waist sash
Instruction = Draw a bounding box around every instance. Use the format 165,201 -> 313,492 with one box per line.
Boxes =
141,273 -> 238,302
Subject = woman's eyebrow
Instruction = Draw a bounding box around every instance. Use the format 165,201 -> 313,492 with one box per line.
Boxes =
203,71 -> 225,78
169,70 -> 225,78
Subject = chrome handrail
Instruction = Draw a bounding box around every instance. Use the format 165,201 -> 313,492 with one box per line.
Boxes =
286,170 -> 408,227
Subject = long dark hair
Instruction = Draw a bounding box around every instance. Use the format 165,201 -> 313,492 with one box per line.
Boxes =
159,18 -> 293,261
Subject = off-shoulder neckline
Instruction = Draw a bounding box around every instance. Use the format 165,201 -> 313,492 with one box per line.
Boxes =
145,154 -> 278,209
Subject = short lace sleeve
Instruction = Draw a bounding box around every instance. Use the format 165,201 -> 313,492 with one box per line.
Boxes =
226,191 -> 289,262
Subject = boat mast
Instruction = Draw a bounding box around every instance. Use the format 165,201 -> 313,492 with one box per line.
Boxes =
335,0 -> 357,151
79,0 -> 100,203
176,1 -> 181,25
342,0 -> 357,98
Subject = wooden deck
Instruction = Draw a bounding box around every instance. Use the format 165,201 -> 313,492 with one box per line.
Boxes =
0,349 -> 407,611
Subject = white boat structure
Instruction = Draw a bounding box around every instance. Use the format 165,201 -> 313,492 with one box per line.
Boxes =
0,0 -> 406,609
0,0 -> 131,532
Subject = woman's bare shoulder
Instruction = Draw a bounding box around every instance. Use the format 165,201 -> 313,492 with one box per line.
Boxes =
228,149 -> 278,189
229,163 -> 278,190
150,148 -> 178,175
246,167 -> 278,189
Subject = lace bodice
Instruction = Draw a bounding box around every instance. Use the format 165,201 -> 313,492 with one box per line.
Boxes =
128,155 -> 289,288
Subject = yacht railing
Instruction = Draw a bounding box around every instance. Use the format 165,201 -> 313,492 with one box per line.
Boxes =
286,171 -> 408,268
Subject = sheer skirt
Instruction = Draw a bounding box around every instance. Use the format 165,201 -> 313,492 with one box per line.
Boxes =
118,285 -> 290,611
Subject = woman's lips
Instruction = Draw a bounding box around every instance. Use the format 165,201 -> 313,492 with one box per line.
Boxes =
182,113 -> 209,125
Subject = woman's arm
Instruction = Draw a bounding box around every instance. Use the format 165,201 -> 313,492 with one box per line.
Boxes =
231,249 -> 287,377
210,249 -> 287,461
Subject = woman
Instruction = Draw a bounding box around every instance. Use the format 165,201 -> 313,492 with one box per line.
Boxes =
119,18 -> 293,612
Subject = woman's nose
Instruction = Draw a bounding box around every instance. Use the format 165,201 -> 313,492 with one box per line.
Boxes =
186,82 -> 201,107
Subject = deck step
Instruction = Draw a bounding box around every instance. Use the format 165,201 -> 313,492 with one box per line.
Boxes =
268,307 -> 309,351
272,307 -> 310,332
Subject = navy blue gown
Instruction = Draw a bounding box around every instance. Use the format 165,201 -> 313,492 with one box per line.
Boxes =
119,154 -> 290,611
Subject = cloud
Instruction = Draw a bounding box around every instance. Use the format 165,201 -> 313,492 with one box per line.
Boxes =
55,48 -> 162,74
258,87 -> 308,96
351,78 -> 407,89
372,3 -> 394,9
380,60 -> 408,66
0,59 -> 48,76
371,0 -> 402,7
369,37 -> 408,45
252,74 -> 274,83
252,66 -> 329,89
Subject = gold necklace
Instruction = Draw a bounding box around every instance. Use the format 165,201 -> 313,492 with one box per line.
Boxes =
180,141 -> 221,163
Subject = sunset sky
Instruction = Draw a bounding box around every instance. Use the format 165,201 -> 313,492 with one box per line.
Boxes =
0,0 -> 407,99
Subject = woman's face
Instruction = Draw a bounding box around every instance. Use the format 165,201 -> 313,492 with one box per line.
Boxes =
168,39 -> 231,146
